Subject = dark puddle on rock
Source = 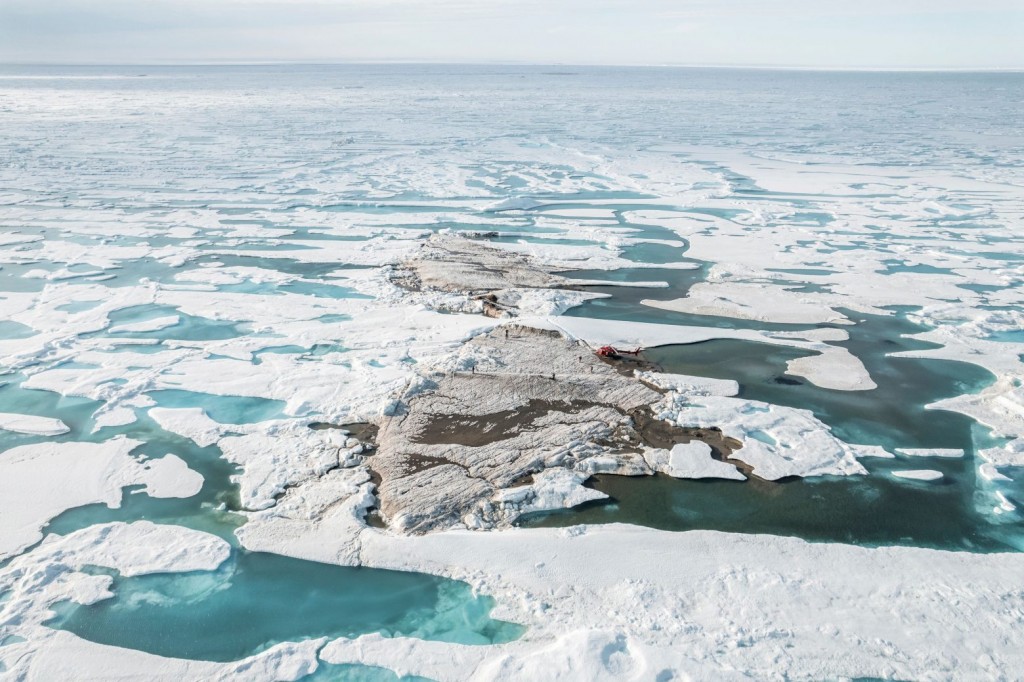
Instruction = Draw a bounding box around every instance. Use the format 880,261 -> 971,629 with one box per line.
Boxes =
414,398 -> 602,447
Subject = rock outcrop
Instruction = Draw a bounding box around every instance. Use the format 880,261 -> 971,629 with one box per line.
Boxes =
371,325 -> 729,533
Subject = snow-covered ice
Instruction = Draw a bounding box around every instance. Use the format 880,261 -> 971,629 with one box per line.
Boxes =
0,412 -> 70,436
892,469 -> 944,481
0,437 -> 203,559
643,441 -> 746,480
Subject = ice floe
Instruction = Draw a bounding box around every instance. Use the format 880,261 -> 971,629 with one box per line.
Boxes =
0,437 -> 203,559
108,314 -> 181,334
892,469 -> 944,482
641,281 -> 849,325
246,520 -> 1024,681
894,448 -> 965,458
0,412 -> 69,436
643,441 -> 746,480
536,315 -> 876,391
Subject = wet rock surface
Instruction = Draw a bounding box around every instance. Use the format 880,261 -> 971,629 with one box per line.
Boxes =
389,234 -> 594,317
393,234 -> 571,295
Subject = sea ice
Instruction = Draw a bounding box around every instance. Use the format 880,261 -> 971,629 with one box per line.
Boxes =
894,448 -> 965,458
892,469 -> 944,481
0,412 -> 70,436
0,437 -> 203,559
641,281 -> 849,325
643,441 -> 746,480
108,314 -> 181,334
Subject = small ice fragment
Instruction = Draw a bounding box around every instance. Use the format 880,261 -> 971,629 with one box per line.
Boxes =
109,315 -> 181,334
894,448 -> 964,458
892,469 -> 944,481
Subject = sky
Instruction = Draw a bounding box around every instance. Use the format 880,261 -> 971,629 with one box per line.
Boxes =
1,0 -> 1022,69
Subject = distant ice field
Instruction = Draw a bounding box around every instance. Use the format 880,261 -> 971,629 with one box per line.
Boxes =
1,65 -> 1024,678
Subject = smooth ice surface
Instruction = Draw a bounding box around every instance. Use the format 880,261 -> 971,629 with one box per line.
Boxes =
0,437 -> 203,559
892,469 -> 944,481
645,442 -> 746,481
0,412 -> 69,436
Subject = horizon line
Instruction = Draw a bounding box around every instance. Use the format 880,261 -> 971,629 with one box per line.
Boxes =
2,60 -> 1023,74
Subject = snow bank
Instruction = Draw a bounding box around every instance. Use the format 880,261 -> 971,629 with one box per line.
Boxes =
635,371 -> 739,397
490,468 -> 608,521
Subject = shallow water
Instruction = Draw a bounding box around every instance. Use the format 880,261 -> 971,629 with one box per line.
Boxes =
305,663 -> 434,682
48,551 -> 521,662
148,389 -> 290,424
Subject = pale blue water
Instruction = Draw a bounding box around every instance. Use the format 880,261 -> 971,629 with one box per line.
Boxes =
97,305 -> 248,341
148,389 -> 290,424
47,552 -> 522,662
989,330 -> 1024,343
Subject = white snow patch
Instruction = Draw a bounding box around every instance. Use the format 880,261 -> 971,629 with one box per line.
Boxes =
892,469 -> 944,481
0,437 -> 204,559
108,314 -> 181,334
0,412 -> 70,436
894,448 -> 965,458
644,441 -> 746,480
641,281 -> 849,325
